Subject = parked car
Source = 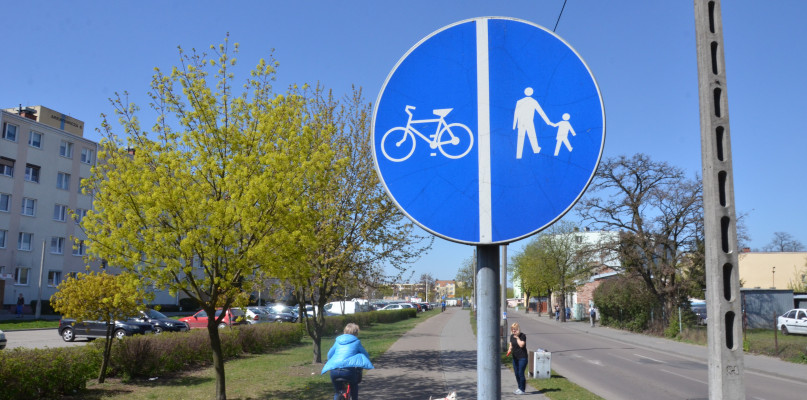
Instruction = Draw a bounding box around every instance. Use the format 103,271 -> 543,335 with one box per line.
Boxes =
263,305 -> 297,323
178,308 -> 246,329
0,329 -> 6,349
777,308 -> 807,335
379,303 -> 405,311
244,307 -> 272,324
690,303 -> 707,325
129,309 -> 190,333
58,318 -> 154,342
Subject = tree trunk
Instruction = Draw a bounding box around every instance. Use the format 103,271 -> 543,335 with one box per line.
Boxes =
207,322 -> 227,400
98,323 -> 113,383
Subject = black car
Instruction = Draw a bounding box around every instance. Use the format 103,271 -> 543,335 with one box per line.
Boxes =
129,309 -> 190,333
58,318 -> 154,342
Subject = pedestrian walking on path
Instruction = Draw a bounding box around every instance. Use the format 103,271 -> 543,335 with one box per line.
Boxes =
507,322 -> 528,395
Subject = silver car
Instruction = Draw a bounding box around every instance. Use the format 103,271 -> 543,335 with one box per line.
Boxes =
0,329 -> 6,350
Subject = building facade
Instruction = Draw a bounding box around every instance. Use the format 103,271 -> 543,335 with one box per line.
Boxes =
0,106 -> 99,310
738,251 -> 807,290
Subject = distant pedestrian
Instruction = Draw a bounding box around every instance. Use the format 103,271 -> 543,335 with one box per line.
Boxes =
441,301 -> 446,312
565,307 -> 571,321
589,306 -> 596,327
507,322 -> 528,395
16,293 -> 25,318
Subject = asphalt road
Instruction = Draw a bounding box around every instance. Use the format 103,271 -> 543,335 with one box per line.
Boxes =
509,312 -> 807,400
3,328 -> 87,350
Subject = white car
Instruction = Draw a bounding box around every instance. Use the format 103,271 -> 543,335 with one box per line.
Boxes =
777,309 -> 807,335
0,329 -> 6,350
379,304 -> 404,311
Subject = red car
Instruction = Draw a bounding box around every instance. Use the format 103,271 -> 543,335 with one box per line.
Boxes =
179,308 -> 246,329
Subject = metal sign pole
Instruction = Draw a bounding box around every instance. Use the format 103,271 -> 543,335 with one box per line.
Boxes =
477,245 -> 501,399
694,1 -> 746,398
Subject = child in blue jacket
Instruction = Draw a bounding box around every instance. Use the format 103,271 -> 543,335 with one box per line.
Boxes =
322,323 -> 374,400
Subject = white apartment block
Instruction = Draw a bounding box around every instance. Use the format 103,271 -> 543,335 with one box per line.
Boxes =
0,105 -> 99,310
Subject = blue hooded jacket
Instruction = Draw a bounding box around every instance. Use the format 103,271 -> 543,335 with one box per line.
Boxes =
321,334 -> 374,374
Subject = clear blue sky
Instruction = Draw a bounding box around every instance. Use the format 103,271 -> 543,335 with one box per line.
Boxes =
4,1 -> 806,282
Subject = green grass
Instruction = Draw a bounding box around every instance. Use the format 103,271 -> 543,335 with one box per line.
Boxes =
0,318 -> 59,331
528,371 -> 604,400
679,326 -> 807,364
61,310 -> 439,399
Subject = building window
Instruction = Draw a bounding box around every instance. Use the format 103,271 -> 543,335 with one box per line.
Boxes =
0,229 -> 6,248
0,193 -> 9,212
21,197 -> 36,216
59,140 -> 73,158
72,239 -> 86,256
18,232 -> 33,251
80,148 -> 94,164
73,208 -> 87,223
24,164 -> 40,183
53,204 -> 67,221
2,123 -> 18,141
0,157 -> 14,177
47,270 -> 62,287
15,267 -> 30,285
56,172 -> 70,190
28,131 -> 42,148
50,237 -> 65,254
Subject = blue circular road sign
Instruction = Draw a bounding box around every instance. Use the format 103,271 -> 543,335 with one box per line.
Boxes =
372,17 -> 605,245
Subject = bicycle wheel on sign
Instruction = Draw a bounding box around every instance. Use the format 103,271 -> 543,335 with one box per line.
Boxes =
381,127 -> 416,162
437,123 -> 474,159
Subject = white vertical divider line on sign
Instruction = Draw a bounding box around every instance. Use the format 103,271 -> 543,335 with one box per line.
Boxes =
476,18 -> 492,243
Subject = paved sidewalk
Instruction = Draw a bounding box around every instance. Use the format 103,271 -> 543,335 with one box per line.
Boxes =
361,307 -> 550,399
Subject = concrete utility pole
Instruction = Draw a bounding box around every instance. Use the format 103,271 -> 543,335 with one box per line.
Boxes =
694,1 -> 746,398
477,245 -> 501,399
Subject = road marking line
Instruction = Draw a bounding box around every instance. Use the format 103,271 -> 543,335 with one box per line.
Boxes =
660,368 -> 707,385
633,353 -> 665,364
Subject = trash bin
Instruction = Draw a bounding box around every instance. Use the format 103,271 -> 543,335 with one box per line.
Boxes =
532,350 -> 551,379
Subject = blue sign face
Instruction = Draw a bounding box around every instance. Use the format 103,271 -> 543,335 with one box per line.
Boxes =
373,17 -> 605,245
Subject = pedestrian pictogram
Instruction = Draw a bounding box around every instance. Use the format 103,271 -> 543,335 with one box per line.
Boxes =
372,17 -> 605,244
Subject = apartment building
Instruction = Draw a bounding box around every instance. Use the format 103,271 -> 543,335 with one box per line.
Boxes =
0,105 -> 99,310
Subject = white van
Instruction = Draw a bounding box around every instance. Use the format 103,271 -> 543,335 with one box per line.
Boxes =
324,301 -> 359,315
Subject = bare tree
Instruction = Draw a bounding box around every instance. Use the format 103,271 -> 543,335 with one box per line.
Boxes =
577,154 -> 702,323
763,232 -> 806,252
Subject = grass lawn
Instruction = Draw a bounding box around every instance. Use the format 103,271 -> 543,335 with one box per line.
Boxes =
680,326 -> 807,363
61,310 -> 439,400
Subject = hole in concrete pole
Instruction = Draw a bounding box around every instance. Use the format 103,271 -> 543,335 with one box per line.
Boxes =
723,263 -> 733,301
713,87 -> 722,118
709,1 -> 716,33
718,171 -> 727,206
725,311 -> 735,349
716,126 -> 724,161
721,216 -> 730,253
711,42 -> 719,75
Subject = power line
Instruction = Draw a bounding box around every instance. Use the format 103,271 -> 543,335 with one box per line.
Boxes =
553,0 -> 569,32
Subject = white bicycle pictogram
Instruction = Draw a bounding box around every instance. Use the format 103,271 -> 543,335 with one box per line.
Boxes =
380,105 -> 474,162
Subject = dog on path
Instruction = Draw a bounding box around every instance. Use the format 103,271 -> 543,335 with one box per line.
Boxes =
429,391 -> 457,400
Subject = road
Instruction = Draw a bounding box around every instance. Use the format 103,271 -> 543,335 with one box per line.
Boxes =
3,328 -> 87,350
508,312 -> 807,400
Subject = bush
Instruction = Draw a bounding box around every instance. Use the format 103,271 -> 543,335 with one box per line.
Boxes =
105,323 -> 304,380
0,346 -> 101,400
178,297 -> 200,311
593,275 -> 659,332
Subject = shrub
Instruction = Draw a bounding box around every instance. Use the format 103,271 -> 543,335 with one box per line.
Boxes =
179,297 -> 200,311
593,275 -> 659,332
104,323 -> 304,380
0,346 -> 101,400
